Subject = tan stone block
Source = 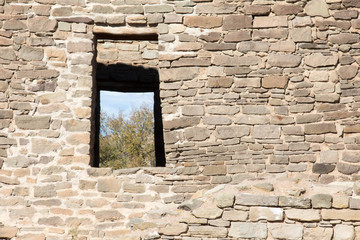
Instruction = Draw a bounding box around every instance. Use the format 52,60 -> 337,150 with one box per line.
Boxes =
262,76 -> 288,89
28,16 -> 57,32
184,16 -> 222,28
159,223 -> 188,236
224,31 -> 251,42
208,77 -> 233,88
0,227 -> 18,239
45,48 -> 66,62
38,216 -> 65,226
304,0 -> 329,17
223,15 -> 252,30
253,16 -> 288,28
123,183 -> 145,193
273,3 -> 303,15
97,177 -> 121,192
285,209 -> 320,222
244,5 -> 271,15
50,208 -> 73,216
32,138 -> 60,154
222,210 -> 248,221
57,189 -> 77,198
249,207 -> 283,222
66,133 -> 90,145
196,3 -> 237,14
270,41 -> 296,52
15,116 -> 50,130
188,226 -> 227,238
304,227 -> 332,240
305,53 -> 338,67
16,233 -> 46,240
95,210 -> 124,222
268,54 -> 301,67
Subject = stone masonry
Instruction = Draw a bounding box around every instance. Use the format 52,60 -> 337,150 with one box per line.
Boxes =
1,0 -> 360,239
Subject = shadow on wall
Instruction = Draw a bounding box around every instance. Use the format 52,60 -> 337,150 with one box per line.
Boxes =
93,63 -> 166,168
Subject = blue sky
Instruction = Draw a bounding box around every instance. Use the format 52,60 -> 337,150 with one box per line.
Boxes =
100,91 -> 154,117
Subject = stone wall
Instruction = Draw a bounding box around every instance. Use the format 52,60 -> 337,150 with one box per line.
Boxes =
1,0 -> 360,238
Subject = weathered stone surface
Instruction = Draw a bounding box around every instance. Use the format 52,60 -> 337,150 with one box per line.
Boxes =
28,17 -> 57,32
216,126 -> 250,139
343,151 -> 360,163
97,178 -> 121,192
270,224 -> 304,240
313,164 -> 335,174
208,77 -> 233,88
203,116 -> 231,125
235,115 -> 269,125
193,203 -> 223,219
34,185 -> 56,198
311,194 -> 332,208
329,33 -> 359,45
268,54 -> 301,67
305,53 -> 338,67
123,183 -> 145,193
216,193 -> 235,208
5,156 -> 34,168
290,27 -> 312,42
184,16 -> 222,28
159,223 -> 188,236
222,210 -> 248,221
223,15 -> 252,30
237,41 -> 269,52
304,227 -> 333,240
163,117 -> 200,130
279,196 -> 311,208
15,116 -> 50,130
229,222 -> 267,239
224,31 -> 251,42
245,5 -> 271,15
0,227 -> 18,238
253,125 -> 281,139
338,65 -> 358,80
262,75 -> 288,88
273,4 -> 302,15
304,123 -> 337,134
236,194 -> 278,206
0,47 -> 16,60
160,68 -> 198,81
188,226 -> 227,238
337,163 -> 360,175
333,224 -> 354,240
202,165 -> 226,176
95,210 -> 124,222
285,209 -> 320,222
249,207 -> 283,222
304,0 -> 329,17
196,3 -> 236,14
253,16 -> 288,28
32,138 -> 60,154
343,0 -> 360,7
184,127 -> 209,141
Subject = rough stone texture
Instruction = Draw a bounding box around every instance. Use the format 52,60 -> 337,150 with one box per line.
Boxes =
229,222 -> 267,239
268,223 -> 303,240
333,224 -> 354,240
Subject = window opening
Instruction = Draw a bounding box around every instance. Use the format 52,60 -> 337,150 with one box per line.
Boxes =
92,37 -> 165,168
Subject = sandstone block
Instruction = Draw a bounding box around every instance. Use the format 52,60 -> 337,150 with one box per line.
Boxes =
52,7 -> 73,16
0,110 -> 13,119
333,224 -> 354,240
160,67 -> 198,82
237,41 -> 269,52
253,125 -> 281,139
193,203 -> 223,219
344,125 -> 360,133
304,0 -> 329,17
123,183 -> 145,193
207,106 -> 240,115
28,17 -> 57,32
270,41 -> 296,52
235,115 -> 269,125
3,20 -> 26,30
343,0 -> 360,7
5,156 -> 34,168
216,193 -> 235,208
0,227 -> 18,238
249,207 -> 283,222
349,198 -> 360,209
208,77 -> 233,88
145,5 -> 173,13
304,227 -> 333,240
63,119 -> 90,132
216,126 -> 250,139
312,164 -> 335,174
223,15 -> 252,30
236,194 -> 278,206
188,226 -> 227,238
222,210 -> 248,221
337,163 -> 360,175
213,55 -> 259,66
269,223 -> 303,240
311,194 -> 332,208
253,29 -> 288,39
67,41 -> 93,53
0,47 -> 16,60
202,165 -> 226,176
253,16 -> 288,28
285,209 -> 320,222
242,105 -> 269,115
224,31 -> 251,42
159,223 -> 188,236
34,185 -> 56,197
32,138 -> 60,154
273,4 -> 303,15
262,75 -> 288,88
182,106 -> 204,116
229,222 -> 267,239
329,33 -> 359,45
279,196 -> 311,208
95,210 -> 124,222
203,116 -> 231,125
163,117 -> 200,130
196,3 -> 236,14
184,127 -> 210,141
97,177 -> 121,192
0,68 -> 12,80
244,5 -> 271,15
268,54 -> 301,67
338,65 -> 358,80
15,116 -> 50,130
0,176 -> 20,185
184,16 -> 222,28
343,151 -> 360,163
290,27 -> 312,42
304,123 -> 336,134
305,53 -> 338,67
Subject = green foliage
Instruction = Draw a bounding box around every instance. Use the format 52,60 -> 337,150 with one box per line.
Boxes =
99,105 -> 155,169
